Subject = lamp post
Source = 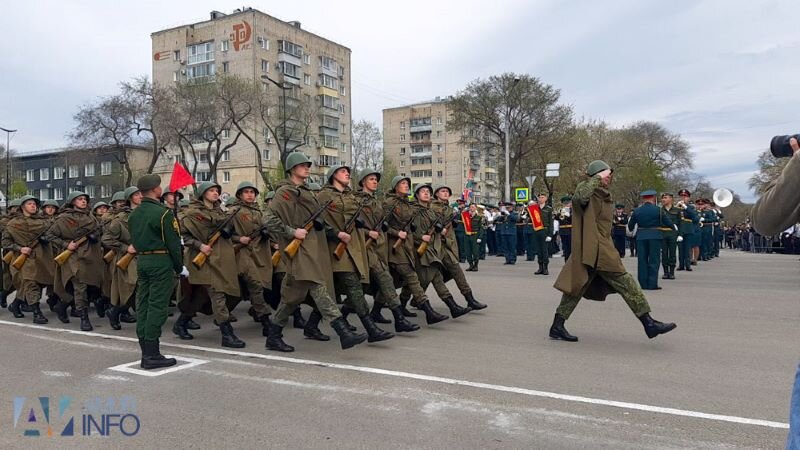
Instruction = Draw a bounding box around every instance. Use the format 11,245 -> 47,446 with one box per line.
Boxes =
504,77 -> 520,202
260,75 -> 293,159
0,127 -> 17,208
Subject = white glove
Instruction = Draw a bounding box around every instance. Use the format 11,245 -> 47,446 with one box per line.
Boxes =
677,236 -> 684,243
699,217 -> 705,222
477,239 -> 482,243
180,266 -> 190,277
545,236 -> 552,242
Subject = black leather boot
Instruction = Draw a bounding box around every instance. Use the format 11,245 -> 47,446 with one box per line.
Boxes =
185,316 -> 201,330
32,303 -> 48,325
107,306 -> 122,330
638,313 -> 677,339
442,296 -> 472,318
330,317 -> 368,350
292,307 -> 306,329
464,291 -> 487,310
259,314 -> 273,337
0,291 -> 6,308
80,308 -> 93,331
535,262 -> 545,275
140,341 -> 177,370
419,300 -> 448,324
542,262 -> 549,275
95,297 -> 108,318
670,266 -> 676,279
662,266 -> 669,280
53,301 -> 69,323
400,297 -> 417,317
20,302 -> 33,313
265,324 -> 294,352
549,314 -> 578,342
465,262 -> 475,272
172,314 -> 194,340
119,307 -> 136,323
473,260 -> 479,272
8,299 -> 25,319
70,305 -> 81,318
390,307 -> 420,332
219,321 -> 246,348
369,302 -> 392,324
303,310 -> 330,341
359,314 -> 394,343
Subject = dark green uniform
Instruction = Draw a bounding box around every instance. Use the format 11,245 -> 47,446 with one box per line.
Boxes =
677,203 -> 698,270
534,203 -> 553,273
129,197 -> 183,341
464,210 -> 484,268
628,197 -> 674,290
659,203 -> 681,279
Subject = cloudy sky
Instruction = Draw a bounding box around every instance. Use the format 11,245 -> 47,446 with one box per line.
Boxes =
2,0 -> 799,201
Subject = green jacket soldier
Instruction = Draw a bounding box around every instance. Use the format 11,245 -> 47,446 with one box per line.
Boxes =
318,164 -> 394,343
659,192 -> 682,280
550,160 -> 677,342
1,196 -> 51,324
556,196 -> 573,261
263,152 -> 367,352
46,191 -> 104,331
462,203 -> 485,273
102,186 -> 142,331
628,190 -> 675,290
676,189 -> 699,271
128,174 -> 181,370
383,176 -> 448,324
534,194 -> 554,275
353,169 -> 419,333
432,185 -> 486,309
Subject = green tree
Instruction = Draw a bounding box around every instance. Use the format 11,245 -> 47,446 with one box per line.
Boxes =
10,180 -> 27,198
379,157 -> 399,194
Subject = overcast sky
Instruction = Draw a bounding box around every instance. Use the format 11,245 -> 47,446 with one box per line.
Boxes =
2,0 -> 799,201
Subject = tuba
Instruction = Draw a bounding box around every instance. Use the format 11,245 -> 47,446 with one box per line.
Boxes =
712,188 -> 733,208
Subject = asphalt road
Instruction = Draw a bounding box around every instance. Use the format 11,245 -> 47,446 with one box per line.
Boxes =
0,249 -> 796,449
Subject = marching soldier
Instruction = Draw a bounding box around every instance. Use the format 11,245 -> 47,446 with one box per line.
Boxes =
551,161 -> 677,342
659,193 -> 681,280
2,195 -> 51,324
432,185 -> 487,309
534,193 -> 553,275
102,186 -> 142,330
557,196 -> 573,261
628,190 -> 675,290
46,191 -> 104,330
676,189 -> 699,271
181,181 -> 246,348
160,189 -> 183,210
612,204 -> 628,257
128,174 -> 181,370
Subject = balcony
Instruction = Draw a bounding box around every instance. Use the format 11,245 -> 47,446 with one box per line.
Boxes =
410,137 -> 431,146
409,123 -> 432,133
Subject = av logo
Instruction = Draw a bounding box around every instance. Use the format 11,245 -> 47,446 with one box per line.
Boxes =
231,21 -> 252,51
13,396 -> 75,437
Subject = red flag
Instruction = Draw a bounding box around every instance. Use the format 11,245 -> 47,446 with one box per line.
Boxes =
527,204 -> 545,231
461,210 -> 473,233
169,161 -> 195,193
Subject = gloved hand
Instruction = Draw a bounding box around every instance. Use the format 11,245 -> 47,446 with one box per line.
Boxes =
180,266 -> 190,277
477,239 -> 482,243
677,236 -> 684,243
545,236 -> 552,242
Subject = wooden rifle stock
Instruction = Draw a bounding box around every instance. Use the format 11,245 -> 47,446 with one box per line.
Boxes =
54,236 -> 89,266
284,221 -> 314,260
271,249 -> 281,267
416,215 -> 444,256
116,252 -> 135,270
103,249 -> 116,264
191,231 -> 221,268
11,240 -> 42,270
3,251 -> 14,265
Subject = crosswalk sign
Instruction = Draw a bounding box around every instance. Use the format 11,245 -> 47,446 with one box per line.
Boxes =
514,188 -> 529,203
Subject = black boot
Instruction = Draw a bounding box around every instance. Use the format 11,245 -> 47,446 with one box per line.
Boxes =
219,321 -> 246,348
465,262 -> 475,272
330,317 -> 367,350
95,297 -> 108,318
359,314 -> 395,343
442,296 -> 472,318
8,299 -> 25,319
80,309 -> 93,331
464,291 -> 487,310
472,260 -> 479,272
32,303 -> 48,325
549,314 -> 578,342
20,302 -> 33,313
265,324 -> 294,352
0,291 -> 6,308
119,307 -> 136,323
534,262 -> 545,275
185,316 -> 201,330
259,314 -> 273,338
419,300 -> 448,325
390,307 -> 420,332
542,262 -> 549,275
292,307 -> 307,329
70,305 -> 81,318
107,306 -> 122,330
303,310 -> 330,341
53,301 -> 69,323
172,314 -> 194,340
369,302 -> 392,324
400,297 -> 417,317
140,340 -> 177,370
638,313 -> 677,339
662,266 -> 669,280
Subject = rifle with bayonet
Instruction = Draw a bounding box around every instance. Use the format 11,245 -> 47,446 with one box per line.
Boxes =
191,207 -> 240,268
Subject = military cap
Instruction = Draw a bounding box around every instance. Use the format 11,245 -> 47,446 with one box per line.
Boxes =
501,201 -> 515,207
224,196 -> 236,206
640,190 -> 657,197
433,184 -> 452,197
615,203 -> 625,208
661,192 -> 674,198
123,186 -> 140,201
678,189 -> 691,197
43,200 -> 60,208
66,191 -> 89,205
265,191 -> 276,200
586,160 -> 612,176
235,181 -> 259,197
92,201 -> 109,212
325,164 -> 351,184
560,195 -> 572,203
356,168 -> 381,187
136,174 -> 161,192
307,182 -> 322,191
195,181 -> 221,198
414,183 -> 432,195
390,175 -> 411,191
110,191 -> 126,203
160,190 -> 184,201
284,152 -> 312,173
18,195 -> 40,207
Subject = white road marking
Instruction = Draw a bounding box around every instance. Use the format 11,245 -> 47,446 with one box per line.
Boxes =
0,319 -> 788,429
94,374 -> 132,382
41,371 -> 71,377
108,356 -> 208,377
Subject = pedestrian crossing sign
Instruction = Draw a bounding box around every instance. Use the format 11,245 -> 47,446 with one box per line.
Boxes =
515,188 -> 529,203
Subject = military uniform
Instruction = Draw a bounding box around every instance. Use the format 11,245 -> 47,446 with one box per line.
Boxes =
612,205 -> 628,257
628,191 -> 674,290
101,187 -> 141,330
463,208 -> 484,271
0,200 -> 22,307
498,203 -> 519,264
533,201 -> 554,275
556,197 -> 573,261
676,190 -> 699,271
453,202 -> 466,262
700,206 -> 716,261
659,193 -> 682,280
521,208 -> 536,261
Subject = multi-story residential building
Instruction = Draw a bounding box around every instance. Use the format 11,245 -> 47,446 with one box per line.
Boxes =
150,7 -> 352,197
383,97 -> 500,205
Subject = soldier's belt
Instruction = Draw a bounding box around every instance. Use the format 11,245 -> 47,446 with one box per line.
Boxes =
681,218 -> 694,223
658,227 -> 674,232
560,225 -> 573,228
139,250 -> 168,255
466,232 -> 478,236
614,224 -> 626,227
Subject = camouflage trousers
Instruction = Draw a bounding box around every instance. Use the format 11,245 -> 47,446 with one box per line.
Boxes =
556,271 -> 652,320
333,272 -> 370,317
273,276 -> 342,327
370,269 -> 401,309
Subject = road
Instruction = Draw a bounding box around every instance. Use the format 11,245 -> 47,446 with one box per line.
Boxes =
0,249 -> 796,449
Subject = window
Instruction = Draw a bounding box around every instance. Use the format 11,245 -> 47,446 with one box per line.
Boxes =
100,185 -> 112,198
400,147 -> 406,155
400,121 -> 405,129
221,40 -> 229,52
53,187 -> 64,200
257,37 -> 269,50
321,115 -> 339,129
303,54 -> 310,65
400,160 -> 405,167
319,95 -> 339,110
340,142 -> 347,153
319,55 -> 338,71
437,144 -> 442,152
100,161 -> 112,176
400,134 -> 405,142
222,129 -> 230,139
198,153 -> 208,163
319,74 -> 338,89
223,171 -> 231,183
222,151 -> 230,162
278,40 -> 302,57
338,65 -> 345,77
304,74 -> 311,85
84,163 -> 95,177
318,155 -> 339,167
85,185 -> 96,198
321,134 -> 339,148
37,168 -> 49,181
437,117 -> 443,125
262,149 -> 271,161
437,158 -> 443,164
279,61 -> 300,78
53,166 -> 64,179
188,42 -> 214,64
68,165 -> 79,178
173,71 -> 180,82
222,62 -> 229,73
26,169 -> 35,182
411,170 -> 432,177
196,171 -> 211,182
39,189 -> 49,200
187,62 -> 215,80
411,157 -> 432,165
436,131 -> 442,137
340,85 -> 346,96
173,50 -> 180,61
340,123 -> 346,134
261,59 -> 269,73
339,104 -> 345,115
437,171 -> 443,177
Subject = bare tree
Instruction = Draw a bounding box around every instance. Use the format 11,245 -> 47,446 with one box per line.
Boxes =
351,119 -> 383,172
748,149 -> 789,195
121,76 -> 174,173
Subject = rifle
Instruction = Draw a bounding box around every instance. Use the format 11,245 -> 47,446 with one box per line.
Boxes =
283,200 -> 333,260
115,250 -> 136,270
233,226 -> 269,253
391,211 -> 418,252
2,251 -> 13,265
11,223 -> 54,270
364,209 -> 393,248
416,213 -> 445,256
103,249 -> 116,264
191,207 -> 240,269
270,246 -> 281,267
54,223 -> 99,266
333,199 -> 368,260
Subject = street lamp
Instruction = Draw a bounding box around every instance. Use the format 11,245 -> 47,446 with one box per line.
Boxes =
260,75 -> 294,157
504,77 -> 521,202
0,126 -> 17,208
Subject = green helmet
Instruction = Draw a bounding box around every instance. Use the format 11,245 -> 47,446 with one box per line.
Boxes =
586,160 -> 612,176
307,182 -> 322,191
284,152 -> 312,173
235,181 -> 259,197
356,168 -> 381,187
325,164 -> 351,184
390,175 -> 411,192
414,183 -> 433,196
8,199 -> 21,208
43,200 -> 60,208
196,181 -> 222,198
433,184 -> 452,197
224,196 -> 237,206
110,191 -> 126,204
92,201 -> 109,212
265,191 -> 276,200
18,195 -> 40,208
66,191 -> 89,205
123,186 -> 140,201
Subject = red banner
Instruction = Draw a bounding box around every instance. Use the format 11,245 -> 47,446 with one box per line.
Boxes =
461,210 -> 473,234
169,161 -> 196,193
527,204 -> 545,231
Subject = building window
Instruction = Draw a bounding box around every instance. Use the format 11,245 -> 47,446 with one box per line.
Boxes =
303,54 -> 310,65
400,147 -> 406,155
436,131 -> 442,138
411,157 -> 432,165
262,149 -> 271,161
221,40 -> 229,52
39,168 -> 49,181
188,42 -> 214,64
196,171 -> 211,182
223,171 -> 231,183
278,40 -> 302,57
68,165 -> 79,178
85,185 -> 96,198
26,169 -> 35,182
53,166 -> 64,180
437,117 -> 443,125
318,155 -> 339,167
321,134 -> 340,148
400,134 -> 405,142
410,170 -> 432,177
319,95 -> 339,110
279,61 -> 300,79
39,189 -> 49,200
339,104 -> 345,115
100,185 -> 112,198
437,158 -> 443,164
222,150 -> 230,161
400,121 -> 405,129
198,153 -> 208,163
437,144 -> 442,152
261,59 -> 269,73
340,123 -> 346,134
400,160 -> 405,167
340,85 -> 346,96
257,37 -> 269,50
173,71 -> 180,82
340,142 -> 347,153
173,50 -> 180,61
319,55 -> 338,71
437,171 -> 443,177
53,187 -> 64,200
84,163 -> 95,177
100,161 -> 112,176
303,74 -> 311,85
222,129 -> 230,139
338,65 -> 345,77
319,74 -> 338,89
186,62 -> 215,80
222,62 -> 229,73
